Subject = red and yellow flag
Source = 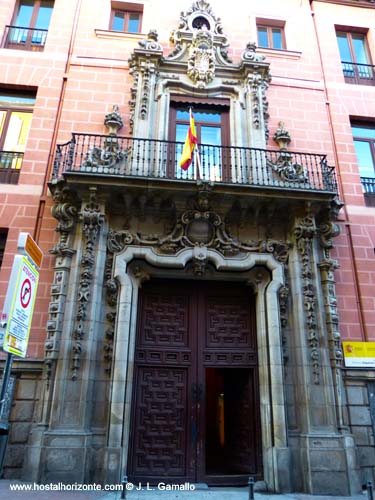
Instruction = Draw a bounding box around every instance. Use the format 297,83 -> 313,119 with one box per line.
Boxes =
179,109 -> 198,170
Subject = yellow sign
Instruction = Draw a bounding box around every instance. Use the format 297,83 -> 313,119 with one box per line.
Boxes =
342,341 -> 375,368
17,232 -> 43,269
25,234 -> 43,268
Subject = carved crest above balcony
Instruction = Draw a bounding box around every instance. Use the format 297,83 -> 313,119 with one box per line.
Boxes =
168,0 -> 233,72
128,0 -> 271,143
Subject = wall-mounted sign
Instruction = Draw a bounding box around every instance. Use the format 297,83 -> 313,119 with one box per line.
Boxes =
342,341 -> 375,368
2,255 -> 39,357
17,232 -> 43,269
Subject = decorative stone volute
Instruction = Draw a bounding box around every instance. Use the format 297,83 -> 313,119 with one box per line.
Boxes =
104,105 -> 123,136
138,29 -> 163,52
241,42 -> 266,63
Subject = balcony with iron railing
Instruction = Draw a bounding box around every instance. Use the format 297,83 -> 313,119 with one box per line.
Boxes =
51,133 -> 338,194
341,61 -> 375,85
2,25 -> 48,51
0,151 -> 23,184
361,176 -> 375,194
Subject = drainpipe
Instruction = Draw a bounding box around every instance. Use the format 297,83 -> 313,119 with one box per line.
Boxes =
33,0 -> 83,241
309,0 -> 367,341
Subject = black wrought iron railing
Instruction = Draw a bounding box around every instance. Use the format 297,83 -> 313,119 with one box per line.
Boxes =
0,151 -> 23,184
341,61 -> 375,85
52,133 -> 338,193
361,176 -> 375,193
2,25 -> 48,51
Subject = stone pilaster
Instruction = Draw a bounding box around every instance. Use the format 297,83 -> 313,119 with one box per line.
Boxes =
37,187 -> 107,484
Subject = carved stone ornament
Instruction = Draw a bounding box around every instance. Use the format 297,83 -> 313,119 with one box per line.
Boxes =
279,284 -> 290,365
80,107 -> 127,172
241,42 -> 265,63
294,215 -> 320,384
50,183 -> 79,256
102,242 -> 119,376
107,188 -> 291,264
268,152 -> 308,183
168,0 -> 232,65
318,197 -> 344,252
72,187 -> 104,380
268,122 -> 308,183
104,104 -> 123,135
46,183 -> 79,387
247,72 -> 271,140
187,28 -> 215,87
317,197 -> 345,428
138,29 -> 163,52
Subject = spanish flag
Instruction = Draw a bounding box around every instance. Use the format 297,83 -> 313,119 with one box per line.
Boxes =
179,109 -> 198,170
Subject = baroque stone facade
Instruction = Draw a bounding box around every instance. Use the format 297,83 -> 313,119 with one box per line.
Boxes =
2,0 -> 373,495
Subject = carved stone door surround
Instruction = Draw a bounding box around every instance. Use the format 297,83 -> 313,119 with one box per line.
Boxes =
108,246 -> 291,492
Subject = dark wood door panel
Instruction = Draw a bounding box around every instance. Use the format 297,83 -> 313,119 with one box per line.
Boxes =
129,366 -> 192,481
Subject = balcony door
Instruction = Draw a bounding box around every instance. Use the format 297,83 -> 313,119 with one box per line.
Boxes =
169,103 -> 230,181
337,31 -> 374,85
6,0 -> 53,50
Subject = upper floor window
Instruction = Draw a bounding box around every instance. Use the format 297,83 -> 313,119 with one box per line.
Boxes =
257,21 -> 285,50
3,0 -> 53,51
110,5 -> 142,33
336,30 -> 375,85
0,90 -> 36,184
351,122 -> 375,194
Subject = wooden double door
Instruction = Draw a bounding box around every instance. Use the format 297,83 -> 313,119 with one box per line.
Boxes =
128,280 -> 262,485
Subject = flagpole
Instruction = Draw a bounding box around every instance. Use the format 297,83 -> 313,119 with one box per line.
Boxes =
195,143 -> 202,180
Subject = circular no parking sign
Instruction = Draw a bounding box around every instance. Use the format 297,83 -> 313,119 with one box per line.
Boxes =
20,278 -> 32,309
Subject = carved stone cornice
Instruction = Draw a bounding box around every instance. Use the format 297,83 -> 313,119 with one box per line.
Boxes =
294,215 -> 320,384
72,187 -> 104,380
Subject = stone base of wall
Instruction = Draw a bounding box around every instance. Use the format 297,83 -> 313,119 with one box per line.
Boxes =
344,369 -> 375,487
289,433 -> 361,495
2,361 -> 43,480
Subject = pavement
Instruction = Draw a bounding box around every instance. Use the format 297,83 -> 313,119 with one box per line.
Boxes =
0,480 -> 370,500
